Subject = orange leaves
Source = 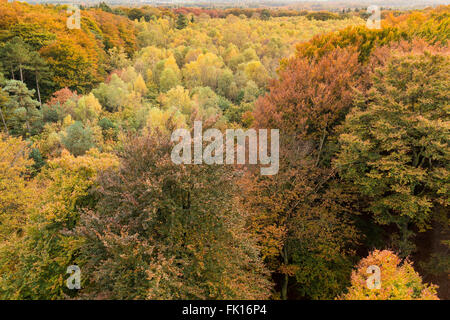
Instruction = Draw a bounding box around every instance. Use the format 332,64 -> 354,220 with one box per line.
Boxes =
84,9 -> 137,56
46,87 -> 78,106
254,46 -> 361,141
340,250 -> 439,300
279,264 -> 299,276
0,2 -> 137,93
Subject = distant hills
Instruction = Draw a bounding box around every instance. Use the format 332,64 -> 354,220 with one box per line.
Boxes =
16,0 -> 450,10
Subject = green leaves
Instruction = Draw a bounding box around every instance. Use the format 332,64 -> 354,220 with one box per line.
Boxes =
2,80 -> 42,136
336,48 -> 449,256
72,133 -> 272,299
61,121 -> 94,157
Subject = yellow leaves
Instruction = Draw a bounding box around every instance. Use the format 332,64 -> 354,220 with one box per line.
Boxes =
164,54 -> 181,77
36,124 -> 63,159
74,93 -> 102,123
62,114 -> 74,128
257,224 -> 286,260
184,47 -> 203,64
0,134 -> 35,237
243,60 -> 269,87
34,149 -> 118,225
182,52 -> 224,89
159,67 -> 181,93
340,250 -> 439,300
0,133 -> 32,176
46,148 -> 119,175
145,106 -> 186,134
133,74 -> 147,96
198,52 -> 224,69
279,264 -> 300,276
336,49 -> 449,237
159,85 -> 193,116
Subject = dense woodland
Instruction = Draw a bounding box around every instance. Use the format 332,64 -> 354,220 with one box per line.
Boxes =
0,2 -> 448,300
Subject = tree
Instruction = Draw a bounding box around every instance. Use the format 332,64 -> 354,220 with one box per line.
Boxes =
217,68 -> 236,100
159,68 -> 180,93
245,47 -> 363,299
98,2 -> 113,14
0,134 -> 38,299
244,61 -> 269,88
73,93 -> 102,123
40,39 -> 98,93
339,250 -> 439,300
73,132 -> 272,299
0,149 -> 118,299
260,9 -> 271,21
28,52 -> 52,107
133,74 -> 147,96
61,121 -> 94,156
106,47 -> 131,72
29,147 -> 45,175
159,85 -> 193,116
182,53 -> 223,89
0,37 -> 32,82
295,25 -> 405,63
92,74 -> 128,112
0,84 -> 8,134
2,80 -> 42,136
0,134 -> 34,238
46,87 -> 78,108
175,13 -> 188,30
1,23 -> 55,52
335,49 -> 449,257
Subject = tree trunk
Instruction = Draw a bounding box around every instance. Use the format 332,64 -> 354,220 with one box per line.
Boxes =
0,107 -> 8,134
10,67 -> 15,80
281,245 -> 288,300
35,73 -> 42,108
25,117 -> 31,135
19,65 -> 24,82
315,128 -> 327,167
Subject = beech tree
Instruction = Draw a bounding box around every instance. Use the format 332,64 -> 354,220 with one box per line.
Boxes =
246,47 -> 363,299
0,134 -> 34,238
339,250 -> 439,300
0,150 -> 119,299
74,132 -> 272,299
335,49 -> 449,257
0,2 -> 448,300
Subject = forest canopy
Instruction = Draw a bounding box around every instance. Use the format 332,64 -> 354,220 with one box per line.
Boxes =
0,2 -> 448,300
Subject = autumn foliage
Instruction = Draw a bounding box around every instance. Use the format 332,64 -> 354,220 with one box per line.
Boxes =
340,250 -> 439,300
0,3 -> 448,300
